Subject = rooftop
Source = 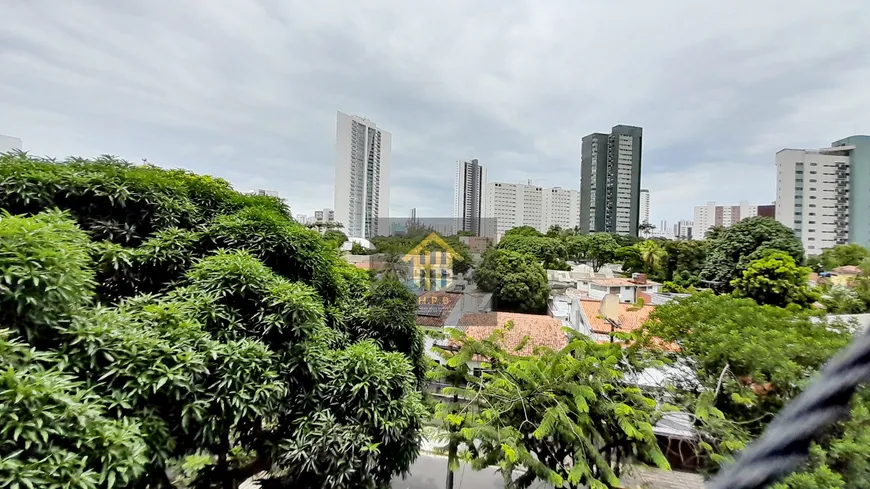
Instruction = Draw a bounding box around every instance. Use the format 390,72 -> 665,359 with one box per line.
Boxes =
578,298 -> 656,334
452,312 -> 567,356
832,265 -> 862,275
591,277 -> 661,287
415,291 -> 462,327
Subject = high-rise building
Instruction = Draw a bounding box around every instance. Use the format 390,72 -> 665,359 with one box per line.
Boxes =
453,159 -> 487,235
831,136 -> 870,247
482,182 -> 579,241
694,201 -> 760,237
251,189 -> 279,197
639,189 -> 650,225
775,147 -> 850,255
314,208 -> 335,222
334,111 -> 391,239
673,220 -> 694,240
0,135 -> 22,152
580,125 -> 643,236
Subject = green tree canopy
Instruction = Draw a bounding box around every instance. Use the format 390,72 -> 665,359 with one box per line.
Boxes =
473,249 -> 549,313
443,326 -> 669,489
322,229 -> 349,249
585,233 -> 620,272
700,217 -> 804,291
818,243 -> 870,271
0,153 -> 426,489
497,234 -> 569,270
639,292 -> 865,486
503,225 -> 543,238
731,251 -> 819,309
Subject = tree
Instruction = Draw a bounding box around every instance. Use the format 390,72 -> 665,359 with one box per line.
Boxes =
446,325 -> 670,489
585,233 -> 620,272
639,292 -> 862,484
819,243 -> 870,271
821,285 -> 867,314
545,224 -> 563,238
700,217 -> 804,291
615,245 -> 645,274
322,229 -> 348,249
497,234 -> 569,270
638,222 -> 656,238
635,240 -> 667,276
731,251 -> 819,309
473,249 -> 549,313
503,225 -> 543,238
0,154 -> 426,489
380,249 -> 410,281
661,240 -> 706,285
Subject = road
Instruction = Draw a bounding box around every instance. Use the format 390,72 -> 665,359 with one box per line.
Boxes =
391,454 -> 548,489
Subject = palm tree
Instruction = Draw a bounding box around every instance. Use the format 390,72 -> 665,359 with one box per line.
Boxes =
381,250 -> 410,281
638,222 -> 656,238
635,240 -> 666,275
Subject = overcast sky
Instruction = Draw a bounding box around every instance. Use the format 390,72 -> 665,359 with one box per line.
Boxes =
2,1 -> 870,225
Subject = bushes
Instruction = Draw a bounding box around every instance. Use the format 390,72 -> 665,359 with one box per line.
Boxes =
0,155 -> 425,489
0,210 -> 95,345
0,330 -> 149,489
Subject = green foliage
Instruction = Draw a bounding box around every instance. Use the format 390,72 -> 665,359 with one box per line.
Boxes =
634,240 -> 667,276
821,285 -> 867,314
662,240 -> 706,286
0,156 -> 426,489
497,234 -> 569,270
578,233 -> 620,272
701,217 -> 804,291
322,229 -> 349,249
640,292 -> 856,477
0,210 -> 95,345
731,251 -> 819,308
446,327 -> 669,489
0,153 -> 287,246
0,330 -> 149,489
473,249 -> 549,313
503,225 -> 543,238
818,243 -> 870,271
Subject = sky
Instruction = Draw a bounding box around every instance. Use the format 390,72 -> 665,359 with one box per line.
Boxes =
2,1 -> 870,226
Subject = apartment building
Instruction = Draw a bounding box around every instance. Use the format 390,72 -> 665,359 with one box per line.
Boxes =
314,208 -> 335,222
334,111 -> 391,239
775,147 -> 850,255
453,159 -> 487,235
693,201 -> 760,238
580,125 -> 643,236
639,189 -> 650,225
673,220 -> 694,240
483,182 -> 579,241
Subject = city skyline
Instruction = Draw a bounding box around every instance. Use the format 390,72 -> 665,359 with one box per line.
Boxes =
2,2 -> 870,227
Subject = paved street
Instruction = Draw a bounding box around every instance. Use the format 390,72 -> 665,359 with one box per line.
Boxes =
391,454 -> 548,489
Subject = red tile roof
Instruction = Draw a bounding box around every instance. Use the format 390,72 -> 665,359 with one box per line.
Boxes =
452,312 -> 568,356
833,265 -> 862,275
415,291 -> 462,327
590,277 -> 661,287
578,298 -> 655,334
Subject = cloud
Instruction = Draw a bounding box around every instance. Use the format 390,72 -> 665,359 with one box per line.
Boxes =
2,0 -> 869,225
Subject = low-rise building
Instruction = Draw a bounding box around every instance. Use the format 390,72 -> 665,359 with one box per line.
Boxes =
458,235 -> 492,253
571,296 -> 656,342
440,312 -> 568,372
576,273 -> 661,303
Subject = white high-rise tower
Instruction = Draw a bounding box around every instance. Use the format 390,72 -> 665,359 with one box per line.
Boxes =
639,189 -> 650,225
334,112 -> 392,239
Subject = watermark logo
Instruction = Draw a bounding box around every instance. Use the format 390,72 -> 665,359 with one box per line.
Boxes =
402,232 -> 464,293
